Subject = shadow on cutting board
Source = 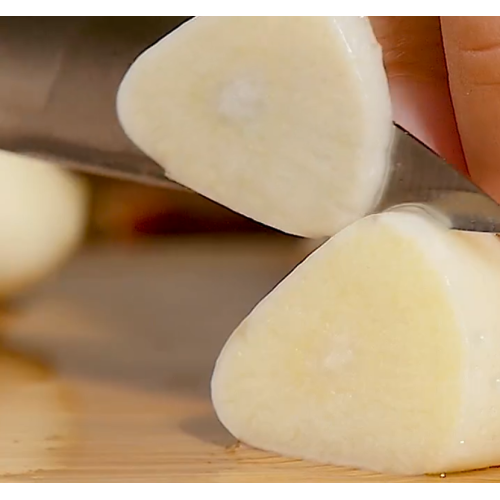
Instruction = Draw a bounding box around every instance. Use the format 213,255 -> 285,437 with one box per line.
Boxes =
0,237 -> 302,398
180,412 -> 236,448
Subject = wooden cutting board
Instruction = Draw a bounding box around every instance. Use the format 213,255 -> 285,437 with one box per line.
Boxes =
0,236 -> 498,483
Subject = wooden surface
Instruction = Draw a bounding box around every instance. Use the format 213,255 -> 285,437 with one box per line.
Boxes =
0,236 -> 499,483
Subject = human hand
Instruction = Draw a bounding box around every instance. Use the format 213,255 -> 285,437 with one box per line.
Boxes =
371,16 -> 500,201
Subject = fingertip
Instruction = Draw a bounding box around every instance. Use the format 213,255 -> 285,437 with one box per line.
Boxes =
370,16 -> 466,173
442,16 -> 500,200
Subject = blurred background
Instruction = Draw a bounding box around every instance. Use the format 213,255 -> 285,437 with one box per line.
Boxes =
90,175 -> 286,240
0,16 -> 324,480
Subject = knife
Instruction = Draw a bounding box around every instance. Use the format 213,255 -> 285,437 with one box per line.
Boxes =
2,16 -> 500,233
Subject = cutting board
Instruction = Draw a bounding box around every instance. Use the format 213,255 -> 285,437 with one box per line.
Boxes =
0,236 -> 498,483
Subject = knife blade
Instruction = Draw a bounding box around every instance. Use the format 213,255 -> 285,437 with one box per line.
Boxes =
1,17 -> 499,233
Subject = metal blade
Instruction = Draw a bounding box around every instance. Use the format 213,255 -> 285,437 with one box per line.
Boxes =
0,17 -> 190,191
0,135 -> 186,191
375,125 -> 500,233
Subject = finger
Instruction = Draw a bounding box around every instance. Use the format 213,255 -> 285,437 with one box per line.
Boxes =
441,17 -> 500,200
370,16 -> 466,173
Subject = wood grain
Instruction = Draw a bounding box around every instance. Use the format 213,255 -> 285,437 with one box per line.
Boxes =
0,236 -> 498,482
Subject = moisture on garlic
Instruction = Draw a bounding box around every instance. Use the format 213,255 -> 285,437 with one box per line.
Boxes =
212,209 -> 500,476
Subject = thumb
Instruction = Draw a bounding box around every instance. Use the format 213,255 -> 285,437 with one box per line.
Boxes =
442,16 -> 500,200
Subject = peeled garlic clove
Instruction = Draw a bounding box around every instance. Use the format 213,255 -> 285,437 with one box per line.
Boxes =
212,209 -> 500,475
118,16 -> 393,238
0,150 -> 89,299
